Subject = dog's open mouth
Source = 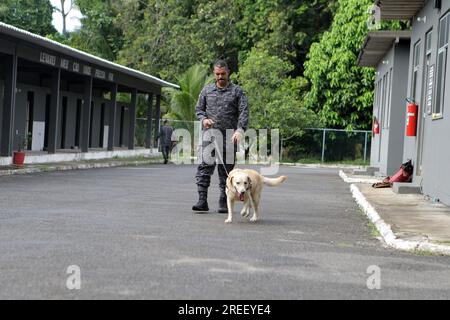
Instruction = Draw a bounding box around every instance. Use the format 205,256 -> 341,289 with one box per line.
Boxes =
238,193 -> 245,201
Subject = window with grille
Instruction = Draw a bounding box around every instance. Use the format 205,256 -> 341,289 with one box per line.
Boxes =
435,13 -> 449,119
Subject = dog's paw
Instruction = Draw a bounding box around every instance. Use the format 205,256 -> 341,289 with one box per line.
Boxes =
225,218 -> 232,224
250,216 -> 258,223
240,209 -> 250,218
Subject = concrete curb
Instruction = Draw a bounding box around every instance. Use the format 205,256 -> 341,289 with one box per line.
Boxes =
0,159 -> 163,177
350,183 -> 450,256
339,170 -> 381,184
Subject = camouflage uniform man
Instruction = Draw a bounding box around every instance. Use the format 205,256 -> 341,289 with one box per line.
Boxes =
192,60 -> 249,213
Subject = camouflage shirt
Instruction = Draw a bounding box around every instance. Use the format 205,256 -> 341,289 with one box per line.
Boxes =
195,82 -> 249,133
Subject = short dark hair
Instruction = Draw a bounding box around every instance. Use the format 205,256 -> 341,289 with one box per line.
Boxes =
163,119 -> 168,124
214,59 -> 229,70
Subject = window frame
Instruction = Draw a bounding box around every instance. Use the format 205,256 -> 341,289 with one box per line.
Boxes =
424,29 -> 434,115
412,40 -> 422,104
434,12 -> 450,120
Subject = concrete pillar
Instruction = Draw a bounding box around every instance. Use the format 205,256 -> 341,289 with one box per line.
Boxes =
47,68 -> 61,154
128,88 -> 137,150
107,83 -> 117,151
154,94 -> 161,147
81,76 -> 93,153
1,53 -> 18,157
146,93 -> 153,149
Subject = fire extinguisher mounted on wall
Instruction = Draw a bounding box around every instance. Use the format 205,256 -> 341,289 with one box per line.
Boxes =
406,98 -> 418,137
373,116 -> 380,135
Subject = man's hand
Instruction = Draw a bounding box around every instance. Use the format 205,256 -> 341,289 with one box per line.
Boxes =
202,118 -> 215,129
231,131 -> 243,144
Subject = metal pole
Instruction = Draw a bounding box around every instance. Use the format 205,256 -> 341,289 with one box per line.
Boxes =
145,94 -> 153,149
321,129 -> 326,163
280,138 -> 283,163
364,131 -> 368,164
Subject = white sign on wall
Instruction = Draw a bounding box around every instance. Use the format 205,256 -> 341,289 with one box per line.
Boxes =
32,121 -> 45,151
103,126 -> 109,148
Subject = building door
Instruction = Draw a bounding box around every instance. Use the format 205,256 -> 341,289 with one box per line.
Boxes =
43,94 -> 51,151
377,77 -> 384,163
119,106 -> 125,147
89,101 -> 94,148
99,103 -> 105,148
25,91 -> 34,151
60,96 -> 68,149
75,99 -> 82,148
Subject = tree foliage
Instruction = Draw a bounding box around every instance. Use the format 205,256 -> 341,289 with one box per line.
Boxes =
68,0 -> 124,60
237,0 -> 337,76
67,0 -> 335,82
0,0 -> 56,36
304,0 -> 376,130
165,64 -> 213,122
237,48 -> 317,137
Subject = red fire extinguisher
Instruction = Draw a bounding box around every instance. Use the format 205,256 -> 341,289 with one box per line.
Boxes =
373,117 -> 380,135
406,99 -> 418,137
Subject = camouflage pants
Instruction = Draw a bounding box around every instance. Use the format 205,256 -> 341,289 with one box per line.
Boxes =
196,132 -> 236,194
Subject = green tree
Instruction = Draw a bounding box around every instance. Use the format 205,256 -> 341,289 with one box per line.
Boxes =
68,0 -> 124,60
115,0 -> 199,81
304,0 -> 375,130
236,0 -> 337,76
0,0 -> 56,36
70,0 -> 336,84
165,64 -> 212,121
237,48 -> 317,138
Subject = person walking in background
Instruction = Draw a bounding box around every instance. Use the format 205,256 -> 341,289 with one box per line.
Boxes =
158,119 -> 174,164
192,60 -> 249,213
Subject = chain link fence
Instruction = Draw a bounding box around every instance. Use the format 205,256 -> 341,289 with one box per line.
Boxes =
281,128 -> 372,165
135,119 -> 371,165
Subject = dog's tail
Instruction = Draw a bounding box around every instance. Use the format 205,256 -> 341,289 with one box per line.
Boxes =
263,175 -> 287,187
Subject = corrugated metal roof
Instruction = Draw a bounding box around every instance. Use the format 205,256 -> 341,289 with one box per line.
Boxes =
376,0 -> 426,20
0,21 -> 179,90
357,30 -> 412,67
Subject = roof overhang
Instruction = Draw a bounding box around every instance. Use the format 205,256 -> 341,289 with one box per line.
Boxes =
0,22 -> 179,91
376,0 -> 427,20
357,30 -> 412,67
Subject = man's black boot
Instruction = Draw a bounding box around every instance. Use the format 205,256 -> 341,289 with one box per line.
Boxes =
192,191 -> 209,213
218,193 -> 228,214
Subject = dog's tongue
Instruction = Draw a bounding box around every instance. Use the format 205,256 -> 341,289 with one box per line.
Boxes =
239,193 -> 245,201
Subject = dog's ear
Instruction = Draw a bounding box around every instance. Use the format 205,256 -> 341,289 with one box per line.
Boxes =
247,176 -> 252,188
228,175 -> 233,187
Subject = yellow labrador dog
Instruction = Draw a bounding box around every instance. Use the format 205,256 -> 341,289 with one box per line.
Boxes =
225,169 -> 287,224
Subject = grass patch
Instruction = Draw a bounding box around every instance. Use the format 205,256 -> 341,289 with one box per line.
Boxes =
411,249 -> 444,257
355,208 -> 381,239
337,242 -> 354,248
367,220 -> 381,238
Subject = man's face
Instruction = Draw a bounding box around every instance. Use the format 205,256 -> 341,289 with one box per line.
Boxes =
214,66 -> 229,88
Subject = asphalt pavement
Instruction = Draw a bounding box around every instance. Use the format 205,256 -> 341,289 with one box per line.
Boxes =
1,164 -> 450,299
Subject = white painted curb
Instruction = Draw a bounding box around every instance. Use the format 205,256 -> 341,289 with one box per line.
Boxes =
350,183 -> 450,256
0,149 -> 160,166
0,159 -> 162,177
339,170 -> 381,184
